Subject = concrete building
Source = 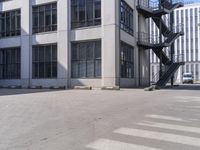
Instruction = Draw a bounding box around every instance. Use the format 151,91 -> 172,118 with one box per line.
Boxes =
150,2 -> 200,83
0,0 -> 150,88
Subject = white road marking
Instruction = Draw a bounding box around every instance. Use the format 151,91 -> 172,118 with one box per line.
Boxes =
87,139 -> 162,150
146,114 -> 188,122
176,96 -> 200,101
137,122 -> 200,134
114,128 -> 200,147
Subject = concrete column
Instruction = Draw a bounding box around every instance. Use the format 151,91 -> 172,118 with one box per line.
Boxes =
102,0 -> 120,87
20,0 -> 31,87
138,14 -> 150,87
57,0 -> 69,87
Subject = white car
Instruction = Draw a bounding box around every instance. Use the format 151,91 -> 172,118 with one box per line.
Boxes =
183,73 -> 194,84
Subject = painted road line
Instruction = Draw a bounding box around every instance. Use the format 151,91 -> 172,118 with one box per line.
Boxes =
137,121 -> 200,134
145,114 -> 188,122
87,138 -> 162,150
114,128 -> 200,147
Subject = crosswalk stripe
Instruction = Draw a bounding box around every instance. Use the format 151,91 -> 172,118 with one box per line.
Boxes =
145,114 -> 188,122
138,122 -> 200,134
114,128 -> 200,147
87,139 -> 162,150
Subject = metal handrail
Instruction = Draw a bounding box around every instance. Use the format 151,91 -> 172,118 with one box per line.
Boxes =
174,53 -> 184,63
137,32 -> 160,44
138,0 -> 159,10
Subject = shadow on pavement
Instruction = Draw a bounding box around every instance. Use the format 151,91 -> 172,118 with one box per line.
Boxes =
0,88 -> 65,96
164,84 -> 200,91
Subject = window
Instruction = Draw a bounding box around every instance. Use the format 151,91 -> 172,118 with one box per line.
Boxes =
71,0 -> 101,29
120,0 -> 133,35
0,9 -> 20,38
71,40 -> 101,78
32,44 -> 57,78
0,47 -> 20,79
121,42 -> 134,78
32,3 -> 57,34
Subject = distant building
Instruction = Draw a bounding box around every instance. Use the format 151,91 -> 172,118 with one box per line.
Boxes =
150,2 -> 200,83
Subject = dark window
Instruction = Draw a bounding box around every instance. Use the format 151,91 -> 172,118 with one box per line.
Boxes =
32,3 -> 57,34
0,47 -> 20,79
32,44 -> 57,78
120,0 -> 133,35
71,40 -> 101,78
121,42 -> 134,78
71,0 -> 101,29
0,9 -> 20,38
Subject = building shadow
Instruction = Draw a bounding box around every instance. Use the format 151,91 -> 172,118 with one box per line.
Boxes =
163,84 -> 200,91
0,88 -> 66,96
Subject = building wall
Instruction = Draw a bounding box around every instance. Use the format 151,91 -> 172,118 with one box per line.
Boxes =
150,3 -> 200,83
0,0 -> 150,88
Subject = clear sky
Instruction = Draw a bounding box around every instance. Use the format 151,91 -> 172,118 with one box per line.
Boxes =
183,0 -> 200,3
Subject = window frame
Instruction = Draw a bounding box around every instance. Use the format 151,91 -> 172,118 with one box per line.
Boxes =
32,43 -> 57,79
32,2 -> 57,34
71,0 -> 101,29
120,41 -> 134,78
71,40 -> 101,78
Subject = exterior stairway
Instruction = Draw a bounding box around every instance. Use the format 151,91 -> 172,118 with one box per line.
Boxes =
137,0 -> 185,87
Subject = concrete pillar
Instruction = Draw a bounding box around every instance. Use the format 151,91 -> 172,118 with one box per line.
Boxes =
102,0 -> 120,87
138,14 -> 150,87
21,0 -> 31,87
57,0 -> 69,87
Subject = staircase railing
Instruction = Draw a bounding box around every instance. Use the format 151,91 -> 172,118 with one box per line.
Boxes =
138,32 -> 160,45
138,0 -> 159,10
138,0 -> 183,10
174,53 -> 184,63
151,53 -> 185,84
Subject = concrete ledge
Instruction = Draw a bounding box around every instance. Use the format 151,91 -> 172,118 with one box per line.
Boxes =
101,86 -> 120,90
8,86 -> 22,89
49,86 -> 66,89
144,85 -> 160,91
74,86 -> 92,90
29,86 -> 43,89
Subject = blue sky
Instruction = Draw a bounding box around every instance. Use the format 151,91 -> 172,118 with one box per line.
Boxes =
183,0 -> 200,2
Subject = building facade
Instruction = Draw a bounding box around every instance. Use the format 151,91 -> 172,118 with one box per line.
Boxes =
0,0 -> 150,88
150,2 -> 200,83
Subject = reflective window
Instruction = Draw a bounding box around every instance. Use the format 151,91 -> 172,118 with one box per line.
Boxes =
32,44 -> 57,78
71,40 -> 101,78
120,0 -> 133,35
121,42 -> 134,78
71,0 -> 101,29
0,47 -> 20,79
0,9 -> 20,38
32,3 -> 57,34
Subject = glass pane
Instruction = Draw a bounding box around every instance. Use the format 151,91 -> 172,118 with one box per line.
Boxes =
52,62 -> 57,78
39,47 -> 44,62
72,44 -> 79,60
39,62 -> 45,78
45,62 -> 51,78
79,43 -> 86,60
52,45 -> 57,61
86,60 -> 94,77
79,61 -> 86,77
95,41 -> 101,59
95,60 -> 101,77
72,61 -> 79,78
86,42 -> 94,60
45,46 -> 51,62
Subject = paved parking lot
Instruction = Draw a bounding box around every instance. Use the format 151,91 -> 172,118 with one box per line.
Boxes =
0,85 -> 200,150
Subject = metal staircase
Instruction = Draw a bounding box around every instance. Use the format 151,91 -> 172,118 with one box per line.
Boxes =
137,0 -> 185,87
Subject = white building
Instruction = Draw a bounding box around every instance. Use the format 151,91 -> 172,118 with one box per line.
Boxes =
0,0 -> 150,88
150,2 -> 200,83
